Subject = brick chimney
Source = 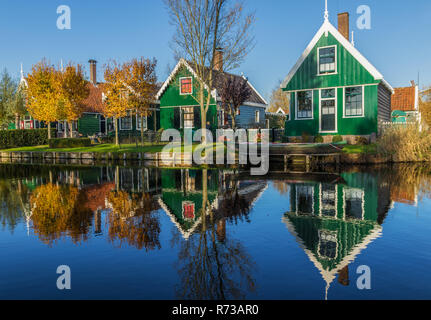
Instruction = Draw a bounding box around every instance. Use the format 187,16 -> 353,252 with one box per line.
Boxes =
338,12 -> 350,41
213,48 -> 223,72
89,59 -> 97,84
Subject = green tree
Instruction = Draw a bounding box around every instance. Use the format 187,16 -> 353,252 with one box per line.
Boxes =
0,69 -> 18,129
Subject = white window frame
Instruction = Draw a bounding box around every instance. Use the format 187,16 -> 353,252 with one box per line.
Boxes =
295,90 -> 314,120
120,111 -> 133,131
255,110 -> 260,123
319,183 -> 338,218
136,113 -> 148,131
343,85 -> 365,118
182,106 -> 194,129
342,187 -> 365,221
319,88 -> 338,133
317,45 -> 337,76
179,77 -> 193,95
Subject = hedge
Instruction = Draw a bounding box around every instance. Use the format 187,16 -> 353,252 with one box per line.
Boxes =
48,138 -> 92,149
0,129 -> 56,149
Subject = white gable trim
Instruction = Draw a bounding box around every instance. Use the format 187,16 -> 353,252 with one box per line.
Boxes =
242,75 -> 268,106
281,20 -> 393,93
156,58 -> 215,100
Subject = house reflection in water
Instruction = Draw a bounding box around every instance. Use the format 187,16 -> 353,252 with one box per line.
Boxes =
158,169 -> 267,240
282,171 -> 392,299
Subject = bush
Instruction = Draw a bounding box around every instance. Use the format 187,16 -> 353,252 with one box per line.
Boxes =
48,138 -> 92,149
378,123 -> 431,162
332,135 -> 343,143
314,135 -> 324,143
0,129 -> 56,149
355,136 -> 369,146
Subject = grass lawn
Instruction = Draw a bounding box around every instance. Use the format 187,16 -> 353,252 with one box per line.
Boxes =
0,143 -> 226,154
342,144 -> 377,155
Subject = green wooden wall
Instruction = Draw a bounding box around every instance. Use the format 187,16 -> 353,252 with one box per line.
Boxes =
285,85 -> 378,136
78,113 -> 100,136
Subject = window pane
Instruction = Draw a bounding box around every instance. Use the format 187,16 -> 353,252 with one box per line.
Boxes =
296,185 -> 314,214
319,47 -> 336,74
345,87 -> 363,117
180,78 -> 192,94
345,188 -> 364,219
321,89 -> 335,99
297,91 -> 313,119
183,106 -> 194,128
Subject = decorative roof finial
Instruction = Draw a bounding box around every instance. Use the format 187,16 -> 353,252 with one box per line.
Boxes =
351,31 -> 355,46
324,0 -> 329,21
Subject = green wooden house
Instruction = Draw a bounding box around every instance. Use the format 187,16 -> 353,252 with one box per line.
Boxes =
156,58 -> 267,133
281,9 -> 393,143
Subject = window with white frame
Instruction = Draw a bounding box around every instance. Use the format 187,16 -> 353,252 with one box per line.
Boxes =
296,90 -> 313,119
182,106 -> 194,128
120,111 -> 133,130
318,230 -> 338,259
136,114 -> 148,131
344,86 -> 363,117
24,115 -> 33,129
320,184 -> 336,217
344,188 -> 364,220
320,88 -> 336,132
318,46 -> 336,75
255,110 -> 260,123
180,77 -> 193,95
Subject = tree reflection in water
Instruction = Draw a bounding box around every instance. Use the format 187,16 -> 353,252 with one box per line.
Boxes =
107,191 -> 161,251
0,180 -> 31,232
173,169 -> 256,300
30,183 -> 93,245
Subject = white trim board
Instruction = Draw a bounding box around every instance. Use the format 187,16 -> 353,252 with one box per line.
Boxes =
281,20 -> 394,93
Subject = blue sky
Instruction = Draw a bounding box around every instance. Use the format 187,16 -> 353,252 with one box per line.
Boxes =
1,0 -> 430,101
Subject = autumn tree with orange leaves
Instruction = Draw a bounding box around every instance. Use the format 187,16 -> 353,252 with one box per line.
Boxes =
123,58 -> 158,144
26,60 -> 60,139
58,63 -> 90,137
103,61 -> 130,146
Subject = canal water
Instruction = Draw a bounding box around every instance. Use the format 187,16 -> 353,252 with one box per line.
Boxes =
0,163 -> 430,300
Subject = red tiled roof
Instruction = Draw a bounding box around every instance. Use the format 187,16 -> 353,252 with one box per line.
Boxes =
81,83 -> 105,114
391,86 -> 417,112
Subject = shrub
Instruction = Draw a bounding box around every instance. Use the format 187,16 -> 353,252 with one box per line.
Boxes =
378,123 -> 431,162
314,135 -> 324,143
48,138 -> 92,149
155,128 -> 164,143
332,135 -> 343,143
0,129 -> 56,149
355,136 -> 369,146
